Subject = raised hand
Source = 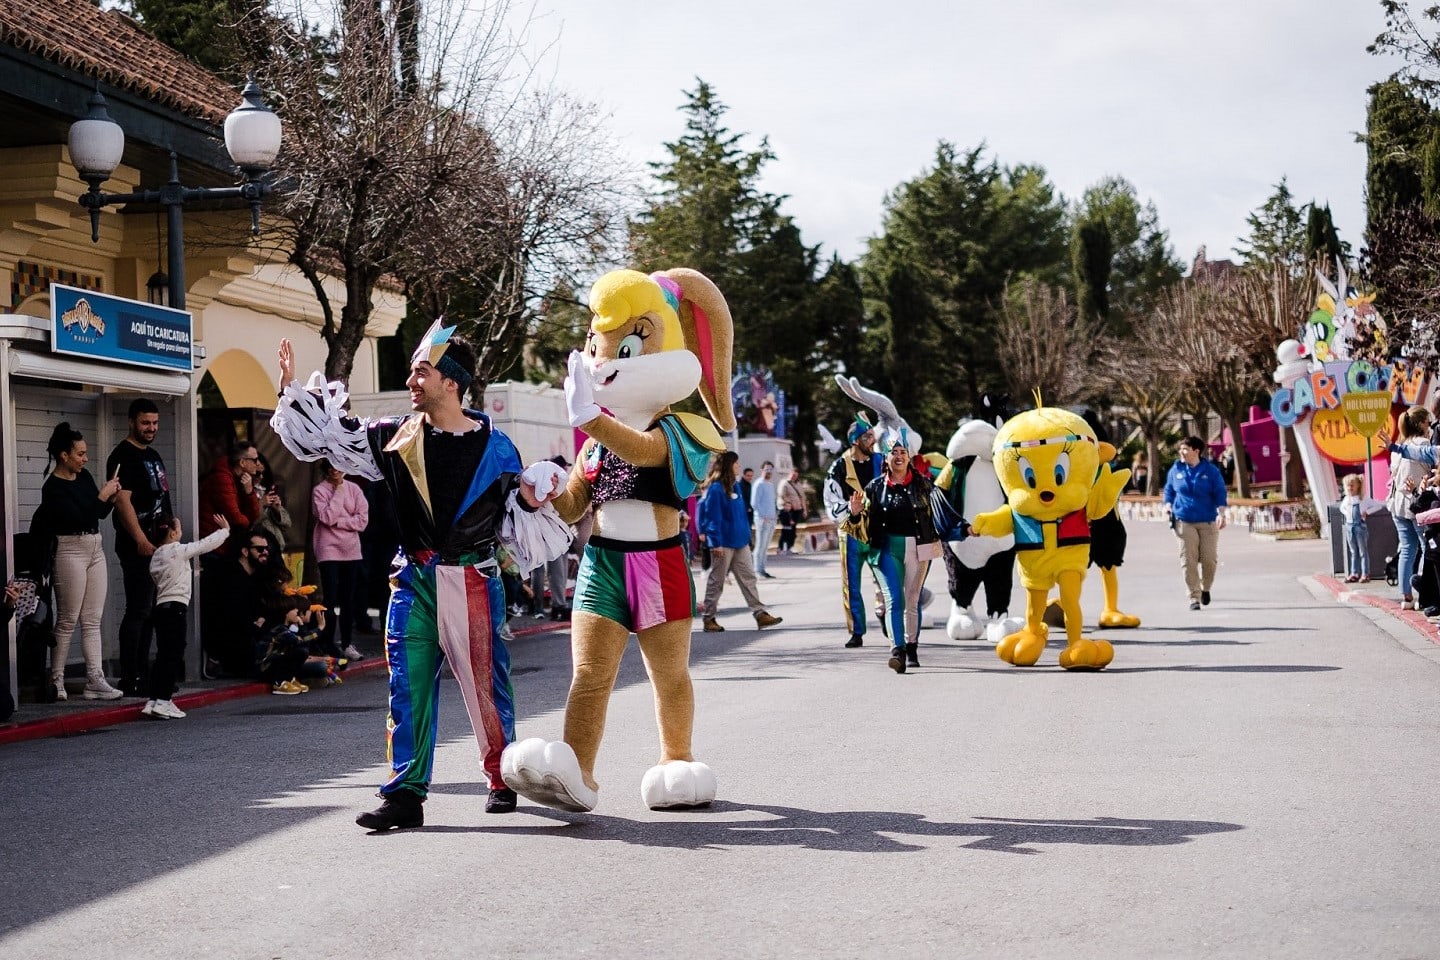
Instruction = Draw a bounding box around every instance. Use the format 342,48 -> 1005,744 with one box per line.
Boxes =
564,350 -> 601,428
277,338 -> 296,392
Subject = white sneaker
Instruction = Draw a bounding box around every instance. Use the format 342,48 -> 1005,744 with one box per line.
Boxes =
52,678 -> 68,702
82,675 -> 124,700
148,699 -> 186,720
141,700 -> 156,717
499,622 -> 516,642
341,644 -> 364,660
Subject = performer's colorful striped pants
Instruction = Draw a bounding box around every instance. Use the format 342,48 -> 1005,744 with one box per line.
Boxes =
381,555 -> 514,798
873,536 -> 931,646
840,533 -> 878,636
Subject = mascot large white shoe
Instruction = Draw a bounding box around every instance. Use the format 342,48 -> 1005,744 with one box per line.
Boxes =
501,268 -> 733,812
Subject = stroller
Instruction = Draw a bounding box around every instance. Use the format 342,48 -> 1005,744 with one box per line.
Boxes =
1408,488 -> 1440,609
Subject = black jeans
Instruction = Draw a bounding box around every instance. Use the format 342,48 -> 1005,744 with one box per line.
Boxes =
148,601 -> 187,701
778,510 -> 799,551
319,559 -> 361,653
117,548 -> 156,689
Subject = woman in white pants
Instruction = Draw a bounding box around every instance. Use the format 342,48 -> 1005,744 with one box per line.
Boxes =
38,423 -> 122,701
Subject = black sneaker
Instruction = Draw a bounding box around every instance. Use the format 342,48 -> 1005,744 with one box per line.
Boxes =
1201,590 -> 1211,606
485,787 -> 518,814
1189,600 -> 1201,611
904,642 -> 919,668
356,791 -> 424,831
844,634 -> 863,648
888,646 -> 907,674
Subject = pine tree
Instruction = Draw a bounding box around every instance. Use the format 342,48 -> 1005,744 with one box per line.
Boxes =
1363,79 -> 1436,235
1072,217 -> 1113,330
862,142 -> 1069,433
1303,204 -> 1347,264
629,81 -> 825,454
1234,177 -> 1308,274
122,0 -> 270,77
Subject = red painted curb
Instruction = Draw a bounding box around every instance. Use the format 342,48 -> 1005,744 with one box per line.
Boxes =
1315,573 -> 1440,644
0,620 -> 568,747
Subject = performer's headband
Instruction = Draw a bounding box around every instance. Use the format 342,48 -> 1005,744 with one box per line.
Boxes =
411,318 -> 474,390
847,412 -> 872,445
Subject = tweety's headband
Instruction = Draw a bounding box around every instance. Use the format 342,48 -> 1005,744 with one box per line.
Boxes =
1000,433 -> 1094,449
411,318 -> 473,390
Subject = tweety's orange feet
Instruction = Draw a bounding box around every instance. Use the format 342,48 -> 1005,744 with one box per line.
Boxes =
997,627 -> 1048,666
1098,609 -> 1141,629
1058,637 -> 1114,670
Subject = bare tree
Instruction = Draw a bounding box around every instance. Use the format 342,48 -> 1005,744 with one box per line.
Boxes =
994,278 -> 1099,407
1224,261 -> 1318,498
405,88 -> 636,398
251,0 -> 631,385
1091,321 -> 1186,496
1151,277 -> 1262,496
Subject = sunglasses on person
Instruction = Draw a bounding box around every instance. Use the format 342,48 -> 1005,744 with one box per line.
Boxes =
248,543 -> 270,553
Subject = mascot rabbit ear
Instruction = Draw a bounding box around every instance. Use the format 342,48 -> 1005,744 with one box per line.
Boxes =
656,267 -> 736,432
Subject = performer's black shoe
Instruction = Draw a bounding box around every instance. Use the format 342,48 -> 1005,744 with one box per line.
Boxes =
485,787 -> 518,814
888,646 -> 906,674
844,633 -> 863,648
1201,590 -> 1211,606
356,790 -> 424,831
905,642 -> 919,668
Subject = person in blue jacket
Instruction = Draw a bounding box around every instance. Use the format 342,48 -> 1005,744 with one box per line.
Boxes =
1163,436 -> 1228,611
697,450 -> 783,633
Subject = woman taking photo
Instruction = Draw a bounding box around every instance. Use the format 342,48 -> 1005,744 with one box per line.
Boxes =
697,451 -> 783,633
39,422 -> 123,701
843,435 -> 940,674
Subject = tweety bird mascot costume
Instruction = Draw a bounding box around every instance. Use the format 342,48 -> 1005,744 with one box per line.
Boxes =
502,268 -> 733,811
970,404 -> 1130,670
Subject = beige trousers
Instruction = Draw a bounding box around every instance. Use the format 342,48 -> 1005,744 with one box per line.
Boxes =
701,544 -> 766,619
52,533 -> 108,678
1174,520 -> 1219,601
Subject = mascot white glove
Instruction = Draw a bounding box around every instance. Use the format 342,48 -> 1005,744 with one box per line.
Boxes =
565,350 -> 602,428
521,460 -> 569,502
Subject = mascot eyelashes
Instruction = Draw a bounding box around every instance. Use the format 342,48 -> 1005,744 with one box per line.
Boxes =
502,268 -> 733,812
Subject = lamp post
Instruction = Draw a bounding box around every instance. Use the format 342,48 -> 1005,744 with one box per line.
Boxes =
68,76 -> 282,312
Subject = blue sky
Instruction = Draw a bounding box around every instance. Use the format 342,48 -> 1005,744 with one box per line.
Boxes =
517,0 -> 1399,268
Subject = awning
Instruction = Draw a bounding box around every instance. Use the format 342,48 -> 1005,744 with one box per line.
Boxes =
8,348 -> 192,396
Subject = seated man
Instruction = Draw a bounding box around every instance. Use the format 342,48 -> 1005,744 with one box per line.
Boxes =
201,532 -> 278,677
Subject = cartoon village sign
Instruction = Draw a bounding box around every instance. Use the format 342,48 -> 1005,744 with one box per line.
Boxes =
1269,261 -> 1429,522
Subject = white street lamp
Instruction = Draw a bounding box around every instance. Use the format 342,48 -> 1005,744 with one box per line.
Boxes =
69,76 -> 283,310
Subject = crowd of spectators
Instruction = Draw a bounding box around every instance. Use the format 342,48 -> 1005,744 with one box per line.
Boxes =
8,399 -> 582,715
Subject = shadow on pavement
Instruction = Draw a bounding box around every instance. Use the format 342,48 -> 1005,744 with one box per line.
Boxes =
0,618 -> 783,937
1103,664 -> 1341,674
421,800 -> 1243,855
1139,625 -> 1310,634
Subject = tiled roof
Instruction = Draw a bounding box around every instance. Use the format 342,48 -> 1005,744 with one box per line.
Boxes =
0,0 -> 234,124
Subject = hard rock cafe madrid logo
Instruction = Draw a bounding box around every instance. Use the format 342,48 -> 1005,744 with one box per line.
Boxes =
60,298 -> 106,343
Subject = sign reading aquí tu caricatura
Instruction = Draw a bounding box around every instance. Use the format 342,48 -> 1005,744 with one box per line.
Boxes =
49,283 -> 193,372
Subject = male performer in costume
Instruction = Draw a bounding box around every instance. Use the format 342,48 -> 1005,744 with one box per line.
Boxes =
271,323 -> 570,831
822,415 -> 884,647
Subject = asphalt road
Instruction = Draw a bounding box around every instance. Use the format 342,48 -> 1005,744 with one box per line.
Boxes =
2,520 -> 1438,960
